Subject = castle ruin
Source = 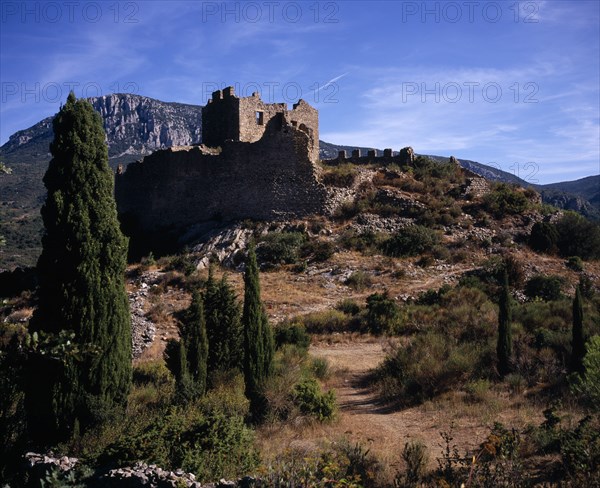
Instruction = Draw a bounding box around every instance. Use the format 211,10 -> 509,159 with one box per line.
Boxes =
115,87 -> 326,255
202,86 -> 319,163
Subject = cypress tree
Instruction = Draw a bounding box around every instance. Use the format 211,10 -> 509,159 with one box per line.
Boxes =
497,270 -> 513,377
184,291 -> 209,396
571,285 -> 585,374
204,268 -> 242,376
242,244 -> 274,417
25,93 -> 131,440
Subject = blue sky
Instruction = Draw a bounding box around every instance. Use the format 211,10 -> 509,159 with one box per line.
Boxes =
1,0 -> 599,184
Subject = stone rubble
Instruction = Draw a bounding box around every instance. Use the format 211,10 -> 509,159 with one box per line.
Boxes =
25,453 -> 259,488
129,273 -> 163,358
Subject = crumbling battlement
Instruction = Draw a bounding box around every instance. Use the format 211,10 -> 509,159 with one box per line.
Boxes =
202,86 -> 319,162
322,146 -> 416,166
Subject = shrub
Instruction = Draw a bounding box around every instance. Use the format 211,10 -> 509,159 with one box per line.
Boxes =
366,292 -> 400,334
573,335 -> 600,408
381,225 -> 440,257
524,275 -> 564,301
292,378 -> 336,421
333,199 -> 367,220
560,415 -> 600,484
483,183 -> 531,217
256,232 -> 307,267
376,332 -> 480,404
401,440 -> 429,485
464,379 -> 492,403
103,396 -> 258,482
338,229 -> 382,253
274,323 -> 310,350
555,212 -> 600,260
311,357 -> 330,380
301,239 -> 335,262
345,270 -> 373,290
335,298 -> 361,316
566,256 -> 584,272
529,221 -> 559,253
321,164 -> 358,187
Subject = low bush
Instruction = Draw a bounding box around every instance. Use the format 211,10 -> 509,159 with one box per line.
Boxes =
566,256 -> 584,272
529,221 -> 559,254
292,378 -> 336,421
366,292 -> 400,334
375,332 -> 482,405
256,232 -> 307,267
290,309 -> 358,334
524,275 -> 565,301
555,212 -> 600,260
321,164 -> 358,187
335,298 -> 361,315
483,183 -> 531,218
274,323 -> 310,350
345,270 -> 373,291
381,225 -> 440,258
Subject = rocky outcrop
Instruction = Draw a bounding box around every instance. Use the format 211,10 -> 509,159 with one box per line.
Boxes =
1,94 -> 202,162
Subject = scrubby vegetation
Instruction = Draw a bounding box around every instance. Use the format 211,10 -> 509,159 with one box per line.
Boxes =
2,145 -> 600,486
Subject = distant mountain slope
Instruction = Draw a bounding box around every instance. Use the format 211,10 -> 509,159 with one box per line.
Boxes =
539,175 -> 600,206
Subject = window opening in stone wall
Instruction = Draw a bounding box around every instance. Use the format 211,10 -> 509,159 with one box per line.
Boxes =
256,111 -> 264,125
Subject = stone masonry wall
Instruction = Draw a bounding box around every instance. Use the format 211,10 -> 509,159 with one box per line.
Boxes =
201,87 -> 319,162
115,117 -> 326,251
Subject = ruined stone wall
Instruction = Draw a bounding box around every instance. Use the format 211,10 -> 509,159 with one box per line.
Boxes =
201,87 -> 240,147
115,118 -> 327,252
201,87 -> 319,162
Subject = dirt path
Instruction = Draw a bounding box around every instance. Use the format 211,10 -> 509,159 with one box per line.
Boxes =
307,339 -> 539,473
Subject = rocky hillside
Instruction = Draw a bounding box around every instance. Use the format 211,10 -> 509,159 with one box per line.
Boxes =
1,93 -> 597,269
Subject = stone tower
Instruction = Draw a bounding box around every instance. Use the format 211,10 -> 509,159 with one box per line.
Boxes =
201,86 -> 319,162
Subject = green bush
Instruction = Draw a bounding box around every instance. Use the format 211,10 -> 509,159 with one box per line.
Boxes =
524,275 -> 565,301
381,225 -> 440,257
555,212 -> 600,260
560,415 -> 600,484
292,309 -> 358,334
573,335 -> 600,408
274,323 -> 310,350
311,357 -> 330,380
529,221 -> 558,253
345,270 -> 373,290
335,298 -> 361,315
400,440 -> 429,485
301,239 -> 335,262
321,164 -> 358,187
566,256 -> 584,272
256,232 -> 307,267
103,396 -> 258,482
292,377 -> 336,421
483,183 -> 531,217
376,332 -> 481,404
338,229 -> 383,253
366,292 -> 400,334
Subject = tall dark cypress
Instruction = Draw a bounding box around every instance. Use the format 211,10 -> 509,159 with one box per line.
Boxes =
242,245 -> 274,416
205,268 -> 242,376
184,291 -> 209,396
26,93 -> 131,440
571,285 -> 585,374
497,270 -> 513,377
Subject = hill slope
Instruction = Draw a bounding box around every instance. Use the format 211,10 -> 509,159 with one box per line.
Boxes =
1,93 -> 597,269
